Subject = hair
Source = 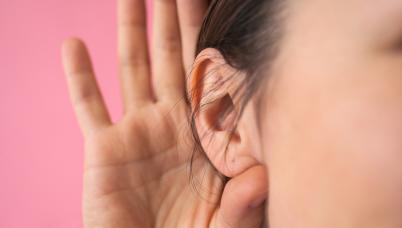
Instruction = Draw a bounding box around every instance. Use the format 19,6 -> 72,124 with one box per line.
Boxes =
186,0 -> 284,194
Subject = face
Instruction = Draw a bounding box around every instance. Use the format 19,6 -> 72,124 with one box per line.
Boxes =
262,0 -> 402,227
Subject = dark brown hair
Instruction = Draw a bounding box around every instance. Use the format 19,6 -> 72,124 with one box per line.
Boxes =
187,0 -> 284,190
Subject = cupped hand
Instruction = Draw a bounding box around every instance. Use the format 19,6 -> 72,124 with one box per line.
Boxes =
62,0 -> 267,227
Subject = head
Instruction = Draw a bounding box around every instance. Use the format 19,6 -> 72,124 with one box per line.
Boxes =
188,0 -> 402,227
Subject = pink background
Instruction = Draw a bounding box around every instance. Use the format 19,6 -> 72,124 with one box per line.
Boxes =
0,0 -> 152,227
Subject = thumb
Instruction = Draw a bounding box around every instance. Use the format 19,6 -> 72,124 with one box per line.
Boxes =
212,165 -> 268,228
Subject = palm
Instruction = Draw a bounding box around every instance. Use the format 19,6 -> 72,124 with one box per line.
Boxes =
83,103 -> 215,227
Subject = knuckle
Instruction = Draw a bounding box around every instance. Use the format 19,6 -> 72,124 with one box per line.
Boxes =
157,34 -> 182,54
120,52 -> 149,68
72,87 -> 98,108
154,0 -> 176,4
119,17 -> 145,28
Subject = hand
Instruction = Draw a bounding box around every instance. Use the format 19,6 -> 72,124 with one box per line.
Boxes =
62,0 -> 266,227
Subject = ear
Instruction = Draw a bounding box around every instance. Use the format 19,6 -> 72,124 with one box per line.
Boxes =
188,48 -> 263,178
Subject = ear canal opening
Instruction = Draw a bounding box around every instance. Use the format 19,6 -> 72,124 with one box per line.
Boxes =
206,93 -> 238,132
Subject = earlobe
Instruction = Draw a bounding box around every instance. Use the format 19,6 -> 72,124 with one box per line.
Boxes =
189,48 -> 263,178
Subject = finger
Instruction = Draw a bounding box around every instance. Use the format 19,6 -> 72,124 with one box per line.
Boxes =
62,38 -> 111,138
118,0 -> 153,110
212,165 -> 268,228
177,0 -> 209,73
152,0 -> 185,102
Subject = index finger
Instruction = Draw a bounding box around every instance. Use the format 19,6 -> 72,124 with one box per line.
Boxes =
177,0 -> 209,74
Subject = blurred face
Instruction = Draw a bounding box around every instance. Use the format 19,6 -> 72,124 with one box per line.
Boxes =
262,0 -> 402,227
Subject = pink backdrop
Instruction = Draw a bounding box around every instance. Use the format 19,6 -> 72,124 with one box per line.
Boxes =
0,0 -> 152,227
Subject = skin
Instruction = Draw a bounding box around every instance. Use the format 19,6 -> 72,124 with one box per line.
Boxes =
63,0 -> 402,227
62,0 -> 266,227
263,0 -> 402,227
189,0 -> 402,227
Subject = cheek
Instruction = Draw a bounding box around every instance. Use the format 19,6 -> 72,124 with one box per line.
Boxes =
324,101 -> 402,217
264,67 -> 402,227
